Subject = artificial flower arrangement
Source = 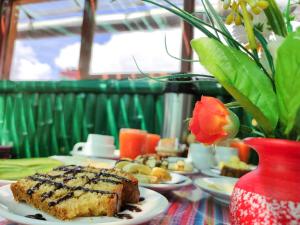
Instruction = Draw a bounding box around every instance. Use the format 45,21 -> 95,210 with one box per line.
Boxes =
141,0 -> 300,143
139,1 -> 300,223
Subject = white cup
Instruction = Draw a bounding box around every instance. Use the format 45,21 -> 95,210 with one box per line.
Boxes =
187,143 -> 215,170
72,134 -> 116,157
214,146 -> 238,164
87,134 -> 114,145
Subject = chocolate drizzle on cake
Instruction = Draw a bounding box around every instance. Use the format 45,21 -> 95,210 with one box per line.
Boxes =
53,165 -> 132,183
41,190 -> 55,201
27,182 -> 43,196
27,174 -> 116,203
26,167 -> 125,206
85,177 -> 122,185
48,192 -> 74,207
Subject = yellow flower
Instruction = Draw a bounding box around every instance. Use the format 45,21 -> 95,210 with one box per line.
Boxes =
226,12 -> 235,25
222,0 -> 269,22
235,14 -> 242,25
221,0 -> 269,50
251,6 -> 262,15
256,0 -> 269,10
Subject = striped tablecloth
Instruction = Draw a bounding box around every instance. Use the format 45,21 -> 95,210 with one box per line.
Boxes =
0,176 -> 230,225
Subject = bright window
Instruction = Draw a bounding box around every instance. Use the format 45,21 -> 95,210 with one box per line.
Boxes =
89,0 -> 183,75
10,0 -> 84,80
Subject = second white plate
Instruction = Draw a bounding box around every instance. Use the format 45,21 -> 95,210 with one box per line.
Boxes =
140,173 -> 192,192
194,177 -> 237,205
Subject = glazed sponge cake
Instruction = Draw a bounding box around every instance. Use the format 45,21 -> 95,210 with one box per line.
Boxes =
11,165 -> 139,220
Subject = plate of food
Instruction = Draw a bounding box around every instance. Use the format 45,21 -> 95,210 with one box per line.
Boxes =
0,165 -> 169,225
194,177 -> 237,205
133,154 -> 199,175
201,156 -> 256,179
166,157 -> 200,175
115,160 -> 192,192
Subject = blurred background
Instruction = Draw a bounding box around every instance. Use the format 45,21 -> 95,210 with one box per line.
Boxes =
0,0 -> 299,158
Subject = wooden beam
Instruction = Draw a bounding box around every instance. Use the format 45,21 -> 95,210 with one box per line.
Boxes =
78,0 -> 97,79
2,1 -> 18,79
180,0 -> 195,73
0,0 -> 18,79
0,0 -> 12,77
17,13 -> 181,39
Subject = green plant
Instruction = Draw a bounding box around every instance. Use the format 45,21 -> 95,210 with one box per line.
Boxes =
141,0 -> 300,140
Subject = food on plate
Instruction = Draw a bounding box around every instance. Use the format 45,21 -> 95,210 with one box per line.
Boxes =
151,167 -> 172,181
123,163 -> 152,175
219,156 -> 251,178
11,165 -> 139,220
115,160 -> 171,184
135,154 -> 168,169
168,160 -> 193,172
155,138 -> 183,157
114,160 -> 132,170
132,174 -> 158,184
135,154 -> 193,172
0,158 -> 63,180
207,182 -> 234,194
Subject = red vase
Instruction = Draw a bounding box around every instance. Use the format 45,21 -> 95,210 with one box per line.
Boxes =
230,138 -> 300,225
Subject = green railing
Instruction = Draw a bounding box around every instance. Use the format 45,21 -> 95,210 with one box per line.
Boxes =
0,80 -> 166,158
0,79 -> 229,158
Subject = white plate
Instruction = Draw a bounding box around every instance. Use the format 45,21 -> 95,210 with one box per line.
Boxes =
0,185 -> 169,225
171,168 -> 200,176
194,177 -> 237,205
140,173 -> 192,192
0,180 -> 13,186
70,150 -> 120,160
200,168 -> 223,178
201,165 -> 256,178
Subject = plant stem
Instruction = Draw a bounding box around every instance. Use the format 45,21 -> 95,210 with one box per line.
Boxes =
240,1 -> 257,50
286,0 -> 292,32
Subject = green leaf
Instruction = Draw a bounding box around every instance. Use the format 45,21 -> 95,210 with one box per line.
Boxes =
191,37 -> 278,134
254,28 -> 275,76
275,30 -> 300,135
264,0 -> 287,37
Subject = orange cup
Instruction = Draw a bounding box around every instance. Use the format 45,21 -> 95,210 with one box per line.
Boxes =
119,128 -> 147,159
144,134 -> 160,154
230,139 -> 251,163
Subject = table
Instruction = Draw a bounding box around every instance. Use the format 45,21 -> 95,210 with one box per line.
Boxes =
0,175 -> 230,225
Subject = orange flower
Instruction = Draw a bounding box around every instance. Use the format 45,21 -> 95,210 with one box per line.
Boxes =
189,96 -> 240,145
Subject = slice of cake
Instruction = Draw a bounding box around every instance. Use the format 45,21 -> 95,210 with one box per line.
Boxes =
155,138 -> 184,157
219,156 -> 251,178
11,165 -> 139,220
